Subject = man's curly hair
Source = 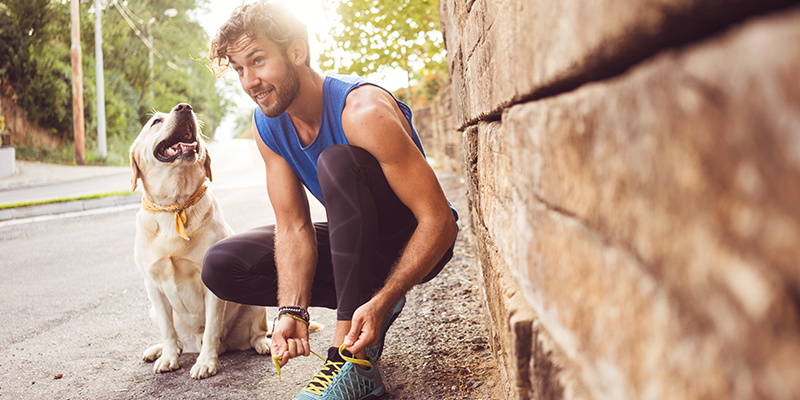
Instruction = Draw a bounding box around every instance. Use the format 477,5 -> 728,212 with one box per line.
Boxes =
208,1 -> 309,76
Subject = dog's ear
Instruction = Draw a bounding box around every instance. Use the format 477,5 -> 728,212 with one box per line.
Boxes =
203,148 -> 213,182
130,144 -> 142,192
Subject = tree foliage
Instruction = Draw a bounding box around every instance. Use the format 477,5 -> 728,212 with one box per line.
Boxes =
318,0 -> 446,93
0,0 -> 71,136
0,0 -> 229,163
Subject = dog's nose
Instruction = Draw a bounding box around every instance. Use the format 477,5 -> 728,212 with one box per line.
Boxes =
173,103 -> 193,113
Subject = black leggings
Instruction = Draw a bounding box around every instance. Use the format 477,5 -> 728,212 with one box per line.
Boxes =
202,144 -> 456,320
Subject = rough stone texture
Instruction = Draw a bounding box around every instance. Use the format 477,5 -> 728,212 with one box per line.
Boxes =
440,0 -> 800,128
499,12 -> 800,399
415,85 -> 462,173
434,0 -> 800,399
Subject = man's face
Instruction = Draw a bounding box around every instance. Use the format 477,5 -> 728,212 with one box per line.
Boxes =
227,34 -> 300,118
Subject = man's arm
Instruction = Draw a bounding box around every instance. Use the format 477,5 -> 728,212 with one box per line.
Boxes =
254,118 -> 316,365
340,85 -> 459,353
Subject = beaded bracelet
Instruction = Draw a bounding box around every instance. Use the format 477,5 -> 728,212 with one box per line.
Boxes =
272,306 -> 310,332
277,306 -> 310,322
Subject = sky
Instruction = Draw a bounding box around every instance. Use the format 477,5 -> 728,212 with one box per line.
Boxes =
195,0 -> 330,70
193,0 -> 409,138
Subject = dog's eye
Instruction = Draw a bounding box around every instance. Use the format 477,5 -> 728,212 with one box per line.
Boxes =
151,118 -> 163,126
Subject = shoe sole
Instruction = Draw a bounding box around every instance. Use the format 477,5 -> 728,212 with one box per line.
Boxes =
362,385 -> 386,399
368,297 -> 406,360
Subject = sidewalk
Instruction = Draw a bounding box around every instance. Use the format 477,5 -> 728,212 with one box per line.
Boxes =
0,139 -> 269,222
0,160 -> 139,222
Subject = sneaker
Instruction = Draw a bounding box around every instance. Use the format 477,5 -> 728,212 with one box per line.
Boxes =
293,345 -> 385,399
366,296 -> 405,361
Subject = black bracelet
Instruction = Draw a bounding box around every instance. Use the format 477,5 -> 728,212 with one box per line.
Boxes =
277,306 -> 310,322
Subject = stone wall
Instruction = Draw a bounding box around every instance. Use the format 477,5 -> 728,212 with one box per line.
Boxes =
436,1 -> 800,399
415,86 -> 462,173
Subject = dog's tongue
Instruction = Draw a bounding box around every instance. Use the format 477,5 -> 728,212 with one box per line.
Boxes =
165,141 -> 197,157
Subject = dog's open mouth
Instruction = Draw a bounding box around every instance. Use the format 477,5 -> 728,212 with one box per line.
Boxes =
154,119 -> 198,163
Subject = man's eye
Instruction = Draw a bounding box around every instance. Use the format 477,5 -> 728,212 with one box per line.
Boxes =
253,57 -> 263,65
152,118 -> 163,126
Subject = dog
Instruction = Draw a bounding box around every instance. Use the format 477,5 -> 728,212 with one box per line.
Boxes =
129,103 -> 270,379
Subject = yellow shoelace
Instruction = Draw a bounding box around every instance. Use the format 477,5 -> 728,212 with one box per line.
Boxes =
272,344 -> 372,387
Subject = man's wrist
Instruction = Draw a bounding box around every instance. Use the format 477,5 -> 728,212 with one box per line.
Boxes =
277,305 -> 310,324
272,306 -> 311,332
371,289 -> 404,314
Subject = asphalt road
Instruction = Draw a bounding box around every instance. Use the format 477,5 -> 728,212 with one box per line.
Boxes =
0,151 -> 339,399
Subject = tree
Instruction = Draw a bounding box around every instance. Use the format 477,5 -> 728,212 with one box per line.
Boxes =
0,0 -> 73,138
318,0 -> 446,99
0,0 -> 230,164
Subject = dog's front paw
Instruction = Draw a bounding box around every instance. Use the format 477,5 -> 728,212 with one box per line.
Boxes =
142,344 -> 163,362
153,352 -> 181,374
253,335 -> 271,355
309,321 -> 324,333
190,356 -> 218,379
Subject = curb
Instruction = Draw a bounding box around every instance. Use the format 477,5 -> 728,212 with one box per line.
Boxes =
0,193 -> 142,222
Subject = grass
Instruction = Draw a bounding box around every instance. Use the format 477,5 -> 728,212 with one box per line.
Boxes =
13,135 -> 131,166
0,190 -> 135,210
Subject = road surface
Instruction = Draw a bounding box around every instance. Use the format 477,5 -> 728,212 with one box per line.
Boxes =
0,141 -> 337,399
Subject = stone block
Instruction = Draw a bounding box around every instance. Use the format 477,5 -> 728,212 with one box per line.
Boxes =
476,10 -> 800,400
440,0 -> 799,127
470,197 -> 591,400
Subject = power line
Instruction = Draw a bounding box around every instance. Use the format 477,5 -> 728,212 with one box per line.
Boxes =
109,0 -> 180,70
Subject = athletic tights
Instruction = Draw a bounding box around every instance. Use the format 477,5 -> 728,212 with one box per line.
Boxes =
201,144 -> 457,320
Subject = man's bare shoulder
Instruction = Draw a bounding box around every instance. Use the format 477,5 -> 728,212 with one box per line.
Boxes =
343,84 -> 397,117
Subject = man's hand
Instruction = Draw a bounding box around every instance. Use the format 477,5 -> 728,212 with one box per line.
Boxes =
343,298 -> 390,356
271,316 -> 311,367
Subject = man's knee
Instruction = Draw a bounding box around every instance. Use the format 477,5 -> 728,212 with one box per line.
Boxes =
201,243 -> 233,300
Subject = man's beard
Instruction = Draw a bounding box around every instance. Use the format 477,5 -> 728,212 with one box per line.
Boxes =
257,60 -> 300,118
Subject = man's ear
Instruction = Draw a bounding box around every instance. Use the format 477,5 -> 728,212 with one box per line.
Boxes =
129,144 -> 141,192
288,38 -> 307,66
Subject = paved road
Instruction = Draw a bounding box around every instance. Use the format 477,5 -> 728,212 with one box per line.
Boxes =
0,140 -> 338,399
0,139 -> 499,399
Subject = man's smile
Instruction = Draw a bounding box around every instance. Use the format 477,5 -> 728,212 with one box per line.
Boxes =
253,89 -> 273,104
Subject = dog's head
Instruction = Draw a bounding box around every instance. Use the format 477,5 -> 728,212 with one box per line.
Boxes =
129,103 -> 212,192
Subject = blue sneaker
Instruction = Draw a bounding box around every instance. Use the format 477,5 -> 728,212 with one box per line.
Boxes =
293,345 -> 385,399
366,296 -> 405,361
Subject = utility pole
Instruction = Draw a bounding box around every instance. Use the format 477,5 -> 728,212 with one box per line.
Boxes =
148,19 -> 154,105
70,0 -> 85,165
95,0 -> 106,158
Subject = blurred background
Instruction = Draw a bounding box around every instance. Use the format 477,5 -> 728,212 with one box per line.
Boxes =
0,0 -> 447,165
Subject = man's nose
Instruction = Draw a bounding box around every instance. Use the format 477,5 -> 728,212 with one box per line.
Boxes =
241,68 -> 259,91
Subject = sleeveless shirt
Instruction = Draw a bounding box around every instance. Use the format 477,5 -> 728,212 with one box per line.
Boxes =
254,75 -> 426,206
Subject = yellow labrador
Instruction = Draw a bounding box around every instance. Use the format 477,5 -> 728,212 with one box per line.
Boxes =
129,103 -> 270,379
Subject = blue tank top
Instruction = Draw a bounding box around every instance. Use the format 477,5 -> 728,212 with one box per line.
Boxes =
254,75 -> 426,206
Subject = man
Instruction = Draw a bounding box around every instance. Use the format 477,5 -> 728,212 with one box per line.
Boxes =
202,2 -> 458,399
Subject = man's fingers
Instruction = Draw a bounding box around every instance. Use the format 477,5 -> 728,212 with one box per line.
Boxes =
278,353 -> 289,367
350,329 -> 376,355
287,337 -> 297,356
343,319 -> 363,348
271,332 -> 286,355
344,320 -> 377,355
